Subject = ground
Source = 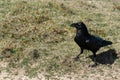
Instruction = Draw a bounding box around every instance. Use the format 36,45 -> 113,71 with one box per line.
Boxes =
0,0 -> 120,80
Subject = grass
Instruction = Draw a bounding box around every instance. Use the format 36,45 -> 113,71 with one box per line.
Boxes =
0,0 -> 120,79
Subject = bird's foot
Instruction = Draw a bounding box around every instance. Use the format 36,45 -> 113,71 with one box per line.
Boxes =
73,57 -> 79,61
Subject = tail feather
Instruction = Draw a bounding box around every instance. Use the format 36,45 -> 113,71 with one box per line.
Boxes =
102,40 -> 112,47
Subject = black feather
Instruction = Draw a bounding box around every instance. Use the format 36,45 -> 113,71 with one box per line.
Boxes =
70,22 -> 112,67
101,40 -> 112,47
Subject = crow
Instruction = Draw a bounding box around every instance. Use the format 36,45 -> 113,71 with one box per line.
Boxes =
70,22 -> 112,67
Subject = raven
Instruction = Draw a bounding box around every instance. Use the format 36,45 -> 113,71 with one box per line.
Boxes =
70,22 -> 112,67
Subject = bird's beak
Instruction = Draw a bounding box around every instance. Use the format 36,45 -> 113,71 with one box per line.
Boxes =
70,23 -> 75,27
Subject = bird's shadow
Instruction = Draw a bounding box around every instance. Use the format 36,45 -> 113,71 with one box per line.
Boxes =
88,49 -> 119,65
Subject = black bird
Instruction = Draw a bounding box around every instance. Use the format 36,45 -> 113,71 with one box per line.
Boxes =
70,22 -> 112,67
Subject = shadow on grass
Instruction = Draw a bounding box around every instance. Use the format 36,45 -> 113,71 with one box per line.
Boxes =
89,49 -> 119,65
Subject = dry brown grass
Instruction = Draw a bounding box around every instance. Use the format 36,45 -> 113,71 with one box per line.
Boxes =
0,0 -> 120,79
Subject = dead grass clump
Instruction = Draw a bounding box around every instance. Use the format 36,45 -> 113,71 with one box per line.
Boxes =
44,28 -> 68,43
113,3 -> 120,11
1,48 -> 16,58
24,49 -> 39,62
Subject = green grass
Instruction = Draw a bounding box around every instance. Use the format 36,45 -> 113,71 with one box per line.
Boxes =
0,0 -> 120,79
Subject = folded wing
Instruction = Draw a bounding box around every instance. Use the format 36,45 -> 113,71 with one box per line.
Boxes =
85,35 -> 112,49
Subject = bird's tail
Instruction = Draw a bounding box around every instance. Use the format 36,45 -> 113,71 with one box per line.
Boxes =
102,40 -> 112,47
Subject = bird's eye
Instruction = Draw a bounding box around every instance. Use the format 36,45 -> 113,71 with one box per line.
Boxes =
78,23 -> 81,25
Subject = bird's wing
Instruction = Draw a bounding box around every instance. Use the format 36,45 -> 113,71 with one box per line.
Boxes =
85,35 -> 103,47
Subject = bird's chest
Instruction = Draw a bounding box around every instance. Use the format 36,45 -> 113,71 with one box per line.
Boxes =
74,36 -> 86,46
74,37 -> 90,50
74,30 -> 89,48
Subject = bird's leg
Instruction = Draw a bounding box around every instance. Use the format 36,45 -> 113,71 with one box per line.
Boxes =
91,52 -> 98,67
74,48 -> 83,61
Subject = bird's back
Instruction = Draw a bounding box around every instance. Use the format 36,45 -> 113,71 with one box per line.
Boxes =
85,35 -> 112,51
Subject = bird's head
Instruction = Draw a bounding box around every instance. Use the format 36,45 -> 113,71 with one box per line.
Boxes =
70,22 -> 86,29
70,21 -> 89,35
